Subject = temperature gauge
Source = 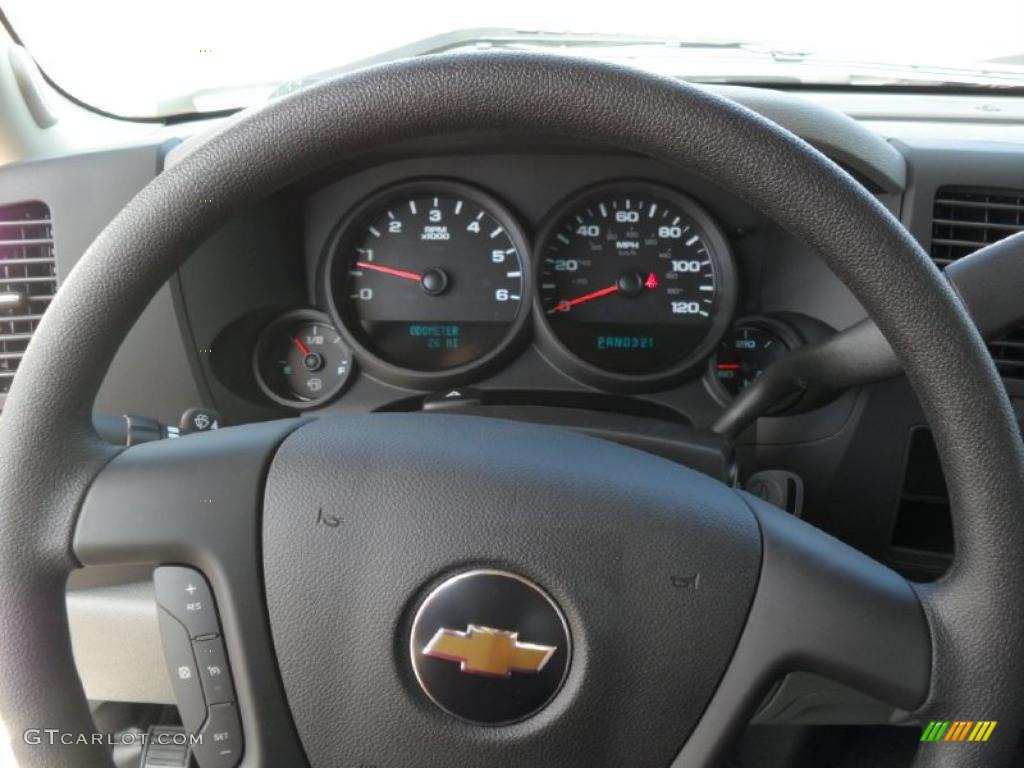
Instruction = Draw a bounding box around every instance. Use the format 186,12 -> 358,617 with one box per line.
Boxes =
254,311 -> 353,409
709,318 -> 801,411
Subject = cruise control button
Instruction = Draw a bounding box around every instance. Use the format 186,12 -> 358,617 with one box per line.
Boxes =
193,636 -> 235,705
154,566 -> 220,639
156,608 -> 207,734
193,703 -> 243,768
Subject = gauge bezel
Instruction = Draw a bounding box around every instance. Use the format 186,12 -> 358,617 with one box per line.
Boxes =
321,178 -> 533,391
532,180 -> 738,393
252,309 -> 353,410
705,315 -> 804,411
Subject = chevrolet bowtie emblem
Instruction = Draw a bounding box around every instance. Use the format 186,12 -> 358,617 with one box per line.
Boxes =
423,624 -> 556,677
410,571 -> 570,723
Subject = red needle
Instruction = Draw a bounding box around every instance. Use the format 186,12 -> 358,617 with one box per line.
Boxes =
717,363 -> 741,370
292,337 -> 311,356
548,284 -> 619,314
355,261 -> 422,282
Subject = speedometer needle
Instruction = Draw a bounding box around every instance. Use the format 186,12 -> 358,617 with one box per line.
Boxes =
548,284 -> 619,314
355,261 -> 423,281
549,271 -> 661,313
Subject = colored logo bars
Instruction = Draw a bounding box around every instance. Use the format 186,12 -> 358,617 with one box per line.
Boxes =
920,721 -> 997,743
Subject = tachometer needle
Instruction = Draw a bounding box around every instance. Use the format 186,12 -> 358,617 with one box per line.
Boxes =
355,261 -> 423,281
292,337 -> 311,356
548,284 -> 619,314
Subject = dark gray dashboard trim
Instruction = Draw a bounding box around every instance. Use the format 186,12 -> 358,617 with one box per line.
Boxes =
895,136 -> 1024,402
0,144 -> 205,421
166,83 -> 908,194
709,85 -> 906,193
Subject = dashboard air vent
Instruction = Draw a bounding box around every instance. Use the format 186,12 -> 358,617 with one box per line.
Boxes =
0,201 -> 56,395
931,188 -> 1024,380
931,187 -> 1024,267
987,327 -> 1024,380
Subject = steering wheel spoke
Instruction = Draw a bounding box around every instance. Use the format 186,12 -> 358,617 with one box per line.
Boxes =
74,420 -> 302,567
677,495 -> 931,766
74,419 -> 309,767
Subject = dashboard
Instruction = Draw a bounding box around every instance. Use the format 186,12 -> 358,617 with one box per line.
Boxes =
2,81 -> 1024,722
182,150 -> 881,437
1,85 -> 1022,590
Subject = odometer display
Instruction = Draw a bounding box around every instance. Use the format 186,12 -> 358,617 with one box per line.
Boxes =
536,183 -> 736,384
327,181 -> 529,379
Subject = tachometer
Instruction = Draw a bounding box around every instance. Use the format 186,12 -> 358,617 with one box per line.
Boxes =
324,180 -> 531,388
535,182 -> 736,390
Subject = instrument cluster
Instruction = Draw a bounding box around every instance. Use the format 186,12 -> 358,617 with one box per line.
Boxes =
253,176 -> 770,409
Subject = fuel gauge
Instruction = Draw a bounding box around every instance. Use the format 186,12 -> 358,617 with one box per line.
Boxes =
254,311 -> 353,409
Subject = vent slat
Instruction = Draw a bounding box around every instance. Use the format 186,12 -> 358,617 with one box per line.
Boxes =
0,219 -> 49,228
934,198 -> 1024,213
0,256 -> 57,266
932,219 -> 1024,233
932,187 -> 1024,382
0,219 -> 51,227
0,313 -> 45,323
0,238 -> 53,247
0,275 -> 58,285
990,340 -> 1024,351
930,237 -> 990,249
0,201 -> 56,396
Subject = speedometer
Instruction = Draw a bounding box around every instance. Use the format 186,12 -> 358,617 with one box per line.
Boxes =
535,182 -> 736,390
324,180 -> 531,388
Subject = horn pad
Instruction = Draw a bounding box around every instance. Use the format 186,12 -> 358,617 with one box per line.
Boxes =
263,414 -> 760,767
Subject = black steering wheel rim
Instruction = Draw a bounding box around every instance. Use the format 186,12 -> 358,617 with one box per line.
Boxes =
1,52 -> 1022,768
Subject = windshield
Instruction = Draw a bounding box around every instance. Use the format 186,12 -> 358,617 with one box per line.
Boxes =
4,0 -> 1024,119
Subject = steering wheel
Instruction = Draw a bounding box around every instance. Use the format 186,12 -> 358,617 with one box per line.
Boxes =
2,53 -> 1022,768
